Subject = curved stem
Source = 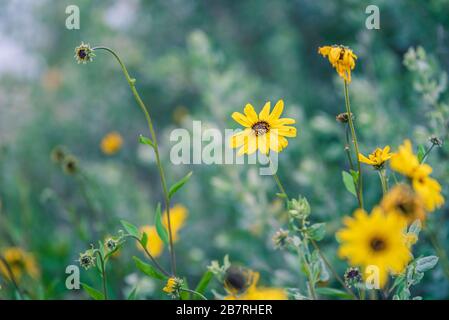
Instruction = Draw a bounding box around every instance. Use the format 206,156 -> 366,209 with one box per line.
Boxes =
180,288 -> 208,300
0,255 -> 24,299
93,46 -> 176,276
343,81 -> 364,209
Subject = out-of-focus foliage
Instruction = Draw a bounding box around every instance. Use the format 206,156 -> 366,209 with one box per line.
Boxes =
0,0 -> 448,299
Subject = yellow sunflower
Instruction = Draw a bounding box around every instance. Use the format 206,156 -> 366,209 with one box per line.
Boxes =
0,247 -> 40,281
230,100 -> 296,155
318,45 -> 357,83
224,271 -> 287,300
358,146 -> 393,169
390,139 -> 444,212
337,207 -> 411,288
138,204 -> 188,257
381,184 -> 427,224
100,131 -> 123,155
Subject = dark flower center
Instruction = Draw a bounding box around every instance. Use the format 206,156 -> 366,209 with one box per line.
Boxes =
370,237 -> 386,252
78,49 -> 87,59
252,121 -> 270,136
347,269 -> 360,279
225,267 -> 248,292
397,201 -> 414,216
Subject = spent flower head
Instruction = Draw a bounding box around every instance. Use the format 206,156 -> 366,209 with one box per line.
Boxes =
50,145 -> 66,164
78,250 -> 96,270
63,155 -> 79,175
74,42 -> 95,64
318,45 -> 357,83
344,267 -> 362,288
429,135 -> 443,147
272,228 -> 290,250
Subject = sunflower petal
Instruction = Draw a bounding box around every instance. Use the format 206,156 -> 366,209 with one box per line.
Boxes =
244,104 -> 259,124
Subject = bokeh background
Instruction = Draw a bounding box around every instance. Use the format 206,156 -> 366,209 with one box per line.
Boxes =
1,0 -> 449,299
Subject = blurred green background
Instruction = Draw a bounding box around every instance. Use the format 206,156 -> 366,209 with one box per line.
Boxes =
0,0 -> 448,299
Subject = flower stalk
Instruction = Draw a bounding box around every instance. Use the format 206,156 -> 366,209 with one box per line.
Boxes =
343,80 -> 364,209
91,46 -> 177,276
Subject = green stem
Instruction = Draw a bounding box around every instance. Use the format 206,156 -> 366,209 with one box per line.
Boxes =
343,81 -> 363,209
180,288 -> 208,300
127,235 -> 171,277
377,169 -> 388,195
425,228 -> 449,280
0,255 -> 24,300
93,46 -> 176,276
309,239 -> 356,299
295,245 -> 317,300
344,125 -> 355,171
268,157 -> 356,299
421,144 -> 435,164
95,251 -> 108,300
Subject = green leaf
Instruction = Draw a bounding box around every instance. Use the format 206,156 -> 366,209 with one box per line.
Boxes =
139,135 -> 154,148
416,256 -> 439,272
315,287 -> 353,299
417,145 -> 426,163
132,256 -> 166,280
120,220 -> 140,238
349,169 -> 359,185
127,287 -> 138,300
81,283 -> 105,300
307,223 -> 326,241
342,171 -> 357,197
276,193 -> 287,199
154,203 -> 169,245
141,231 -> 148,248
194,271 -> 213,298
169,171 -> 193,199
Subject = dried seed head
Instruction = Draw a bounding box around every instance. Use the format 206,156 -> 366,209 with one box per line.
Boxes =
272,228 -> 290,250
78,251 -> 96,270
63,155 -> 79,175
105,238 -> 118,252
429,135 -> 443,147
50,146 -> 66,164
74,42 -> 95,64
344,267 -> 362,288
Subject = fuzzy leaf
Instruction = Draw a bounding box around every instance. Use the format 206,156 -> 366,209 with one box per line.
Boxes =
416,256 -> 439,273
417,145 -> 426,163
307,223 -> 326,241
